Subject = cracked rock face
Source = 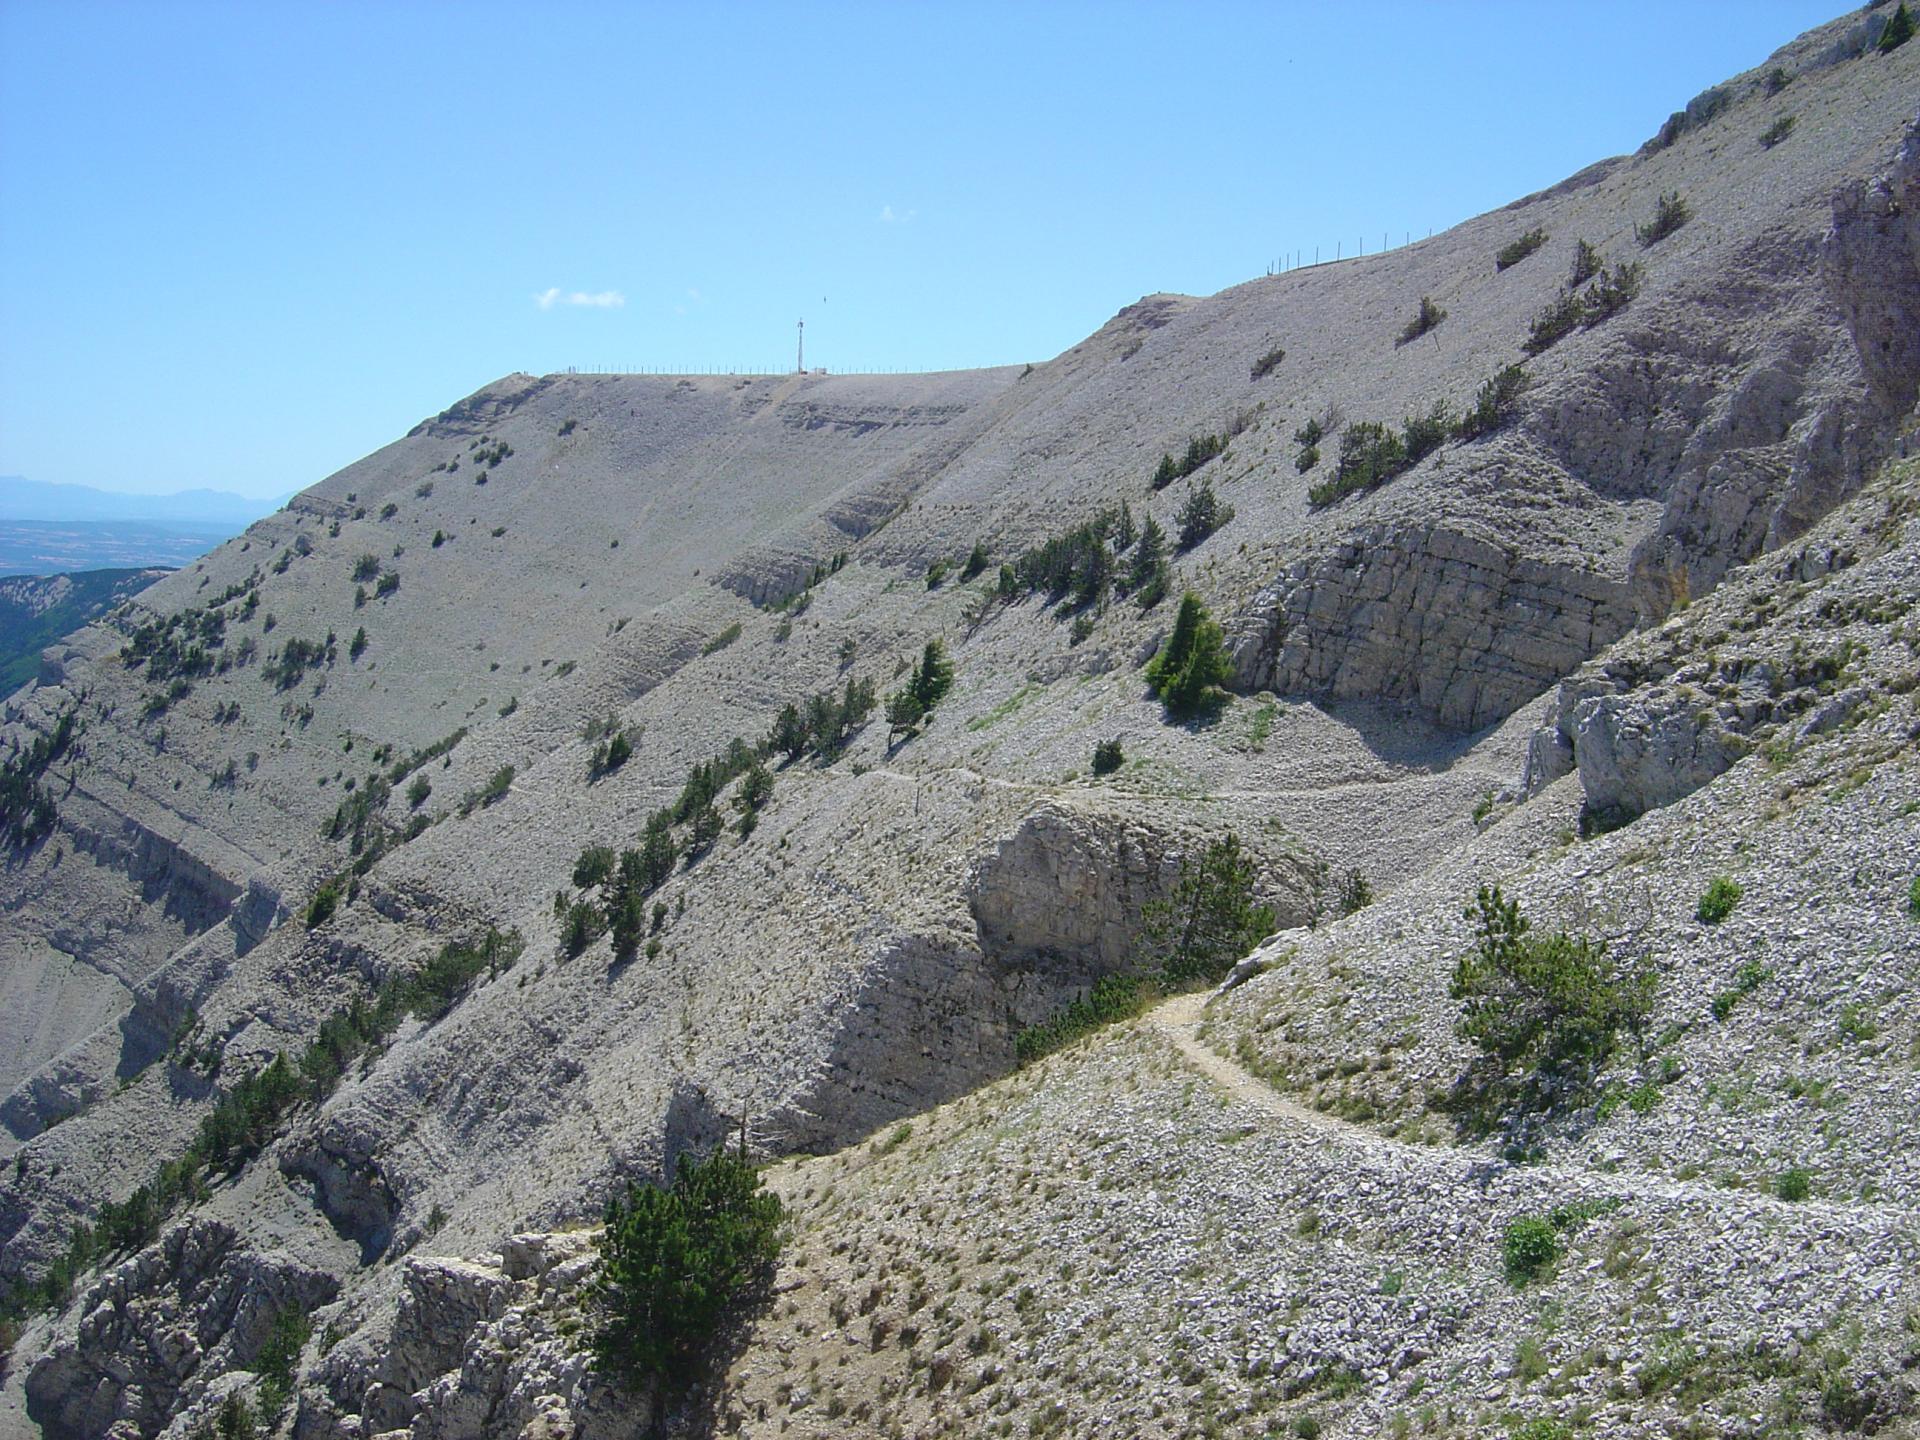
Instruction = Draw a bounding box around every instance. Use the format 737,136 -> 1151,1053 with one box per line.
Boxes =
1229,523 -> 1639,734
24,1220 -> 338,1440
1823,108 -> 1920,415
306,1233 -> 634,1440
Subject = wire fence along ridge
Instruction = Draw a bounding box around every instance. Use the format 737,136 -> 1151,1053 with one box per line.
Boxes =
562,230 -> 1441,375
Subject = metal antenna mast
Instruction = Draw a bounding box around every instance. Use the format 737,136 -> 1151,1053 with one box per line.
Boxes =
797,318 -> 804,373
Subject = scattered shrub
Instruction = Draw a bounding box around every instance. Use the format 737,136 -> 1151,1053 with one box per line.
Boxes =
406,775 -> 431,809
886,640 -> 955,740
1764,65 -> 1791,95
1696,875 -> 1742,924
925,557 -> 950,589
1091,738 -> 1125,776
1401,401 -> 1453,465
593,1145 -> 783,1388
0,707 -> 78,851
960,541 -> 990,580
1711,959 -> 1769,1020
1774,1167 -> 1812,1202
1151,433 -> 1227,490
1909,875 -> 1920,920
1398,295 -> 1447,345
352,554 -> 381,582
1455,365 -> 1530,441
1502,1215 -> 1559,1285
460,765 -> 514,814
1569,238 -> 1601,287
591,729 -> 633,777
1310,421 -> 1405,506
1174,480 -> 1233,552
1524,289 -> 1586,356
1128,515 -> 1169,607
1582,261 -> 1644,324
1250,345 -> 1286,380
1637,191 -> 1692,247
253,1305 -> 311,1415
1495,228 -> 1548,271
1015,975 -> 1150,1065
304,880 -> 341,930
1451,885 -> 1654,1094
1759,114 -> 1797,148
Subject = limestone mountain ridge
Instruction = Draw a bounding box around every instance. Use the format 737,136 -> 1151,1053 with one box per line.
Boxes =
1,7 -> 1918,1437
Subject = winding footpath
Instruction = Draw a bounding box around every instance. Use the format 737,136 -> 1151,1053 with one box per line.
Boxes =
1145,990 -> 1918,1231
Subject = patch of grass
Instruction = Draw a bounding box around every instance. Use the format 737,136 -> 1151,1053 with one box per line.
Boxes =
1774,1167 -> 1812,1202
965,682 -> 1043,733
701,622 -> 742,656
1710,959 -> 1769,1020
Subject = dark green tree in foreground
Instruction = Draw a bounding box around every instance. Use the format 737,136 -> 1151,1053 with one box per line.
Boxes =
594,1145 -> 784,1389
1450,886 -> 1654,1096
1142,834 -> 1275,984
1144,591 -> 1233,719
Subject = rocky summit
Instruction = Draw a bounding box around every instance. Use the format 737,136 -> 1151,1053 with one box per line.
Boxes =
3,7 -> 1919,1439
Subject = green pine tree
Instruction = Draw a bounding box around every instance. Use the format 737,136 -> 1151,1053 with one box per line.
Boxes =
1879,1 -> 1914,51
1145,591 -> 1233,718
1127,514 -> 1168,601
1141,835 -> 1275,984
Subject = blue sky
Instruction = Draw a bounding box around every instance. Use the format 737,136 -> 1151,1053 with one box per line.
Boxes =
0,0 -> 1844,500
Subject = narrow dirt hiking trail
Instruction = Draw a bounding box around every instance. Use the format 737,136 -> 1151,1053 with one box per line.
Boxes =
1145,991 -> 1397,1159
1143,990 -> 1917,1228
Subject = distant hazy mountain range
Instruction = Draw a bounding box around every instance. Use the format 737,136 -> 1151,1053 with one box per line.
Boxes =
0,476 -> 290,576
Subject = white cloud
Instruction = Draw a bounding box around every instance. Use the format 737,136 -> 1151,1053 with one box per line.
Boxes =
878,204 -> 916,224
534,288 -> 626,311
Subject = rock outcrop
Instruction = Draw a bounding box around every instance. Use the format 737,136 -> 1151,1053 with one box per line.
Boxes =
1229,523 -> 1638,734
309,1232 -> 632,1440
24,1220 -> 338,1440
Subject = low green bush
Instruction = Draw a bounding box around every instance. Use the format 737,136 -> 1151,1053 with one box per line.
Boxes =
1759,114 -> 1797,148
1774,1167 -> 1812,1202
1696,875 -> 1742,924
1144,592 -> 1233,719
1451,886 -> 1654,1095
1637,191 -> 1692,247
1014,975 -> 1151,1065
1091,738 -> 1125,776
1250,345 -> 1286,381
1397,295 -> 1447,345
1495,228 -> 1548,271
1502,1215 -> 1558,1285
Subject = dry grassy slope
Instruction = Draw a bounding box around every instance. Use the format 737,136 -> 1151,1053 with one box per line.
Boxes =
0,7 -> 1916,1438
